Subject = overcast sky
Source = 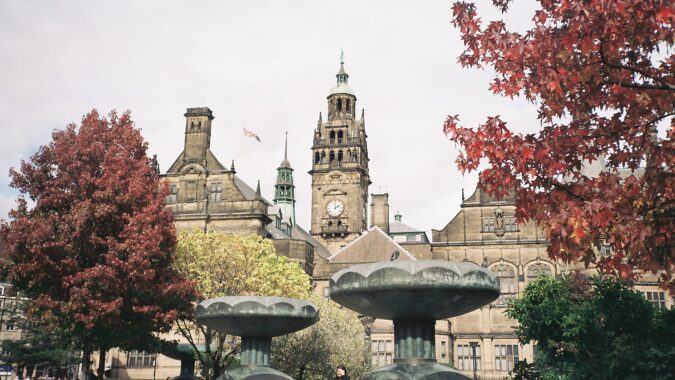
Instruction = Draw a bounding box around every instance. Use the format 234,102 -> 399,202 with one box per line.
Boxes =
0,0 -> 542,235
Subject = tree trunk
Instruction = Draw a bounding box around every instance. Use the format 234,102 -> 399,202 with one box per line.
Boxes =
80,342 -> 91,380
96,350 -> 106,380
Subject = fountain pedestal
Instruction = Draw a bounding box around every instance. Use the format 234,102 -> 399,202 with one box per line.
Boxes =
329,260 -> 500,380
196,296 -> 319,380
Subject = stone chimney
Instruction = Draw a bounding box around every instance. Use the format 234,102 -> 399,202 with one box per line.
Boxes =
370,193 -> 390,234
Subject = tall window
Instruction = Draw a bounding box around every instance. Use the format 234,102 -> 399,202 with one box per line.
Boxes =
527,262 -> 553,280
457,344 -> 481,371
440,341 -> 448,363
166,184 -> 178,204
337,130 -> 344,143
492,262 -> 517,305
127,350 -> 156,367
184,181 -> 197,202
482,217 -> 495,232
505,216 -> 518,232
210,182 -> 222,202
644,291 -> 667,310
372,339 -> 393,367
337,99 -> 342,111
494,344 -> 519,371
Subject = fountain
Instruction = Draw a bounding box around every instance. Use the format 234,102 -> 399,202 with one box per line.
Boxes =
196,296 -> 319,380
329,260 -> 500,379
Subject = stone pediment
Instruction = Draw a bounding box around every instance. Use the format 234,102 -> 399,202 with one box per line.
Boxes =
328,226 -> 416,263
179,163 -> 207,175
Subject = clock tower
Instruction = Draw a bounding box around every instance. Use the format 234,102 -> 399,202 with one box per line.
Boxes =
309,57 -> 371,252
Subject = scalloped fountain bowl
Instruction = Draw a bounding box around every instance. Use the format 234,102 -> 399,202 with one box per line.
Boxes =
330,260 -> 500,380
196,296 -> 319,380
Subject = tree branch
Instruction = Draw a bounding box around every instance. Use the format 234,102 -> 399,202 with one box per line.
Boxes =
599,43 -> 674,91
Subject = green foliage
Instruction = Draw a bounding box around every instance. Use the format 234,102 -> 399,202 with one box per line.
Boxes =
0,298 -> 79,374
506,273 -> 675,380
271,296 -> 370,380
172,230 -> 312,380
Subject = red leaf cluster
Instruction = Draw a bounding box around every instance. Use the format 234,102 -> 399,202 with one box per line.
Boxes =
447,0 -> 674,289
1,110 -> 198,348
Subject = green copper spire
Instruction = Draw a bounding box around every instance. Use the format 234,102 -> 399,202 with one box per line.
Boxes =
274,132 -> 295,226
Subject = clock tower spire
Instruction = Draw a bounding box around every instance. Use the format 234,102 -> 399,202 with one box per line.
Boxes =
309,55 -> 371,252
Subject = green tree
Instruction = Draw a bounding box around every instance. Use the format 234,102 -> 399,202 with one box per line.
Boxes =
0,295 -> 79,379
506,273 -> 675,380
172,230 -> 311,380
271,296 -> 370,380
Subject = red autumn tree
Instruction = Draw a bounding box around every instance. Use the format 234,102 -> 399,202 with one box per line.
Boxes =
445,0 -> 674,288
0,110 -> 198,379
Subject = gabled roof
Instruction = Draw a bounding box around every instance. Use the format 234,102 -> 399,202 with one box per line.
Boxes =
328,226 -> 416,263
165,149 -> 228,174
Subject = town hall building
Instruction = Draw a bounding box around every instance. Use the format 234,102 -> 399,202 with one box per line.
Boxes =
104,58 -> 672,380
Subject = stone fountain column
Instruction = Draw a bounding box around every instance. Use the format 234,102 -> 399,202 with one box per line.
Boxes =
329,260 -> 500,379
196,296 -> 319,380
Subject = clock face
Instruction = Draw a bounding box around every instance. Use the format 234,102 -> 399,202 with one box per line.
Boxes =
326,200 -> 344,217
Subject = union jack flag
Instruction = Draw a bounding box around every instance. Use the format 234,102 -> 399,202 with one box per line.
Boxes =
243,128 -> 261,142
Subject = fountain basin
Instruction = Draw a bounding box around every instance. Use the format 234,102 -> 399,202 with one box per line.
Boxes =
196,296 -> 319,337
329,260 -> 500,320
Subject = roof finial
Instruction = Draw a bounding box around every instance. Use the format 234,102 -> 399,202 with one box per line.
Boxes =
255,180 -> 261,198
279,132 -> 292,168
231,160 -> 236,172
319,111 -> 322,122
284,131 -> 288,160
336,49 -> 349,84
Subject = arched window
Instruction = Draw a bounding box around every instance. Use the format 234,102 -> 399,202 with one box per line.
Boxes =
315,152 -> 320,164
338,150 -> 343,161
329,151 -> 335,162
330,131 -> 336,144
491,262 -> 517,306
337,99 -> 342,111
337,130 -> 344,143
321,151 -> 326,163
526,262 -> 553,281
346,99 -> 351,111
